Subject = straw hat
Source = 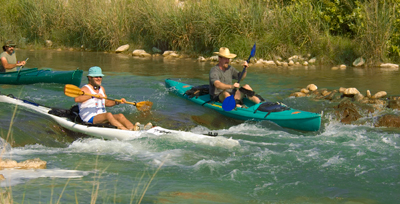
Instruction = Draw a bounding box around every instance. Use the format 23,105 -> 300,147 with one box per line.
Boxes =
214,47 -> 237,59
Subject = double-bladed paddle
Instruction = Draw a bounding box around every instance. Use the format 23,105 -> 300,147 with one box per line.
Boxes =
222,43 -> 256,111
64,84 -> 153,111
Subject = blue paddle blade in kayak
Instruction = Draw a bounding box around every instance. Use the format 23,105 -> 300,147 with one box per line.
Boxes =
222,95 -> 236,111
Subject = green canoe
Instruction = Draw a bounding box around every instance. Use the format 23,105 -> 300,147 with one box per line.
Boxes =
0,68 -> 83,86
165,78 -> 321,131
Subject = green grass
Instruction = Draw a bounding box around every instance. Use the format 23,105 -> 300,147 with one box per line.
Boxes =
0,0 -> 398,65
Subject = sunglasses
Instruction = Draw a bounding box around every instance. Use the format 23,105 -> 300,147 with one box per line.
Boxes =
91,76 -> 102,78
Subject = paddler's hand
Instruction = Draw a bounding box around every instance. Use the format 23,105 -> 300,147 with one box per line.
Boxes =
232,82 -> 240,89
243,61 -> 248,68
94,94 -> 104,99
120,98 -> 127,104
16,61 -> 26,66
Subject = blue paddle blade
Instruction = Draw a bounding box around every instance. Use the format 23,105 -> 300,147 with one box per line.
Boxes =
247,43 -> 256,62
222,95 -> 236,111
250,43 -> 256,57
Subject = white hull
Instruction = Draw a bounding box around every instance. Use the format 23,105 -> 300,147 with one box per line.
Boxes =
0,95 -> 239,147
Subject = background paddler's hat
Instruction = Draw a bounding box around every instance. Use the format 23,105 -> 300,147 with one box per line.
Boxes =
87,66 -> 105,77
4,40 -> 16,47
214,47 -> 237,59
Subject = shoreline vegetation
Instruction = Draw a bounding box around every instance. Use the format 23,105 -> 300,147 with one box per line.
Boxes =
1,0 -> 399,67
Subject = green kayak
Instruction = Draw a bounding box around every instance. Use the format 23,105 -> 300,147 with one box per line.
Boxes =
0,68 -> 83,86
165,78 -> 321,131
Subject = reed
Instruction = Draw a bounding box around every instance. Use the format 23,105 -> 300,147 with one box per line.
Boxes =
0,0 -> 399,64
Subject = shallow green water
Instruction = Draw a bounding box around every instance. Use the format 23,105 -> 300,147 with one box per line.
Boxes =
0,50 -> 399,203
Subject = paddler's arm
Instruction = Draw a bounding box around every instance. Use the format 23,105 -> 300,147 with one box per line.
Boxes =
102,89 -> 126,107
74,86 -> 101,103
1,57 -> 26,69
238,61 -> 249,80
214,80 -> 240,90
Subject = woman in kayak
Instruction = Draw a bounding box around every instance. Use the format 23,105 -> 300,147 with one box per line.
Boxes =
209,47 -> 261,106
75,66 -> 151,130
0,40 -> 27,72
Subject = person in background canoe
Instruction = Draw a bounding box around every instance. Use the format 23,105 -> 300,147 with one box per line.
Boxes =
75,66 -> 151,130
209,47 -> 261,107
0,40 -> 26,73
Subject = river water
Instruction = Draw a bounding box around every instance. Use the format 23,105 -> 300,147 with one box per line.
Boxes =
0,49 -> 399,203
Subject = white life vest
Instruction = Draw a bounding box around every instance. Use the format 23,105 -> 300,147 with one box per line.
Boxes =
78,85 -> 106,122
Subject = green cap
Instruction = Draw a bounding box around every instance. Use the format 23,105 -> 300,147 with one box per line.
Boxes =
4,40 -> 16,47
87,66 -> 105,77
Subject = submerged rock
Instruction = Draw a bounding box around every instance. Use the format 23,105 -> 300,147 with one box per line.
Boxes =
375,114 -> 400,128
334,101 -> 362,124
0,158 -> 47,170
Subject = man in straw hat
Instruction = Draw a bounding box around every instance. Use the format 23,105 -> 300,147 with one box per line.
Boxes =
0,40 -> 27,72
209,47 -> 261,107
75,66 -> 152,130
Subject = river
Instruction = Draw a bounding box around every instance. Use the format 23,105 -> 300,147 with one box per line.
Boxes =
0,49 -> 399,203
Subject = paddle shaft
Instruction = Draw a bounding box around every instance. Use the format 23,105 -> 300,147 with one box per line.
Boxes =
237,48 -> 254,83
80,91 -> 137,106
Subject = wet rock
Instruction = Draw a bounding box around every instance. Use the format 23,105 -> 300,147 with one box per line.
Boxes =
162,50 -> 177,57
339,64 -> 346,69
0,158 -> 47,169
324,90 -> 339,101
263,60 -> 276,66
132,49 -> 151,57
152,47 -> 162,53
197,56 -> 206,62
290,92 -> 306,97
353,93 -> 365,102
375,114 -> 400,128
307,84 -> 317,91
387,99 -> 400,110
380,63 -> 399,69
371,91 -> 387,99
19,158 -> 47,169
116,44 -> 129,53
321,89 -> 331,96
45,40 -> 53,47
208,56 -> 218,61
334,101 -> 362,124
366,90 -> 371,98
300,88 -> 309,94
344,88 -> 359,95
353,57 -> 365,67
308,57 -> 316,64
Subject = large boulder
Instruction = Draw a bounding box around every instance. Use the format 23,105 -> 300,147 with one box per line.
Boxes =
334,101 -> 362,124
375,114 -> 400,128
116,44 -> 129,53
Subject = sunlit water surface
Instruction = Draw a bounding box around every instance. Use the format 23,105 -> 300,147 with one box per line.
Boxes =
0,49 -> 399,203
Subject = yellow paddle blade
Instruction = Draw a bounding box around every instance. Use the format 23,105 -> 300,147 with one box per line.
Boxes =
64,84 -> 84,98
135,101 -> 153,111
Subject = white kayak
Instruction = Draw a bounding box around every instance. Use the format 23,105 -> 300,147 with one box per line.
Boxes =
0,94 -> 239,147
